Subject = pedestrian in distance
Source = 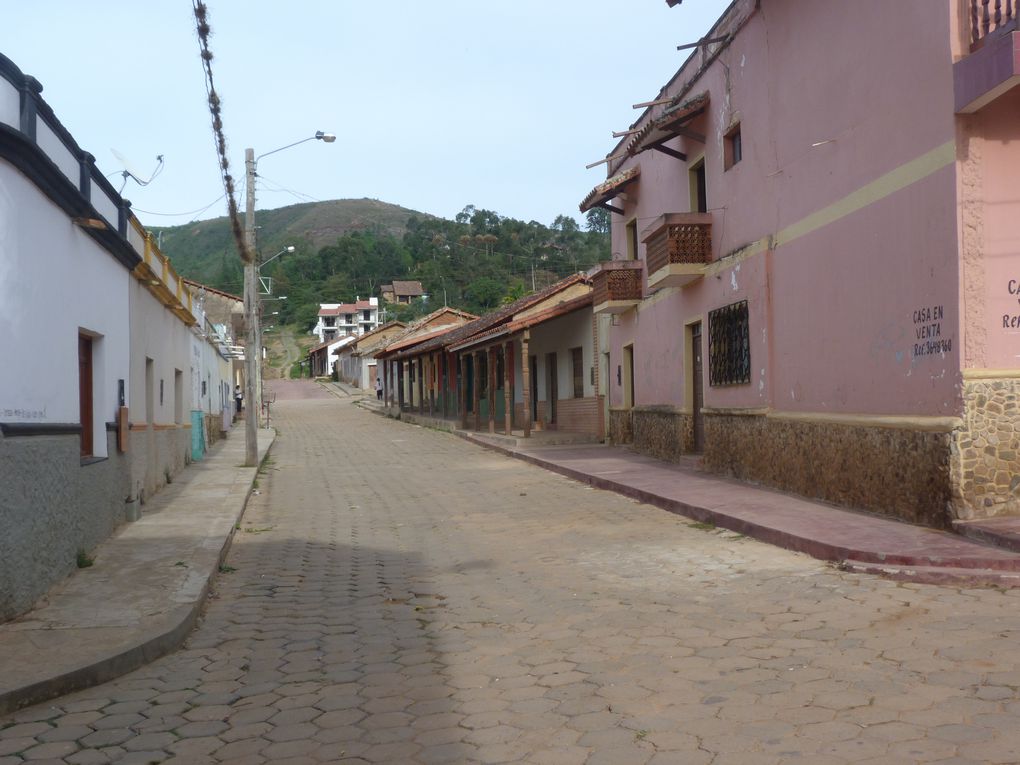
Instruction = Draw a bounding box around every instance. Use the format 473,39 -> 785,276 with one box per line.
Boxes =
375,374 -> 383,401
234,385 -> 243,414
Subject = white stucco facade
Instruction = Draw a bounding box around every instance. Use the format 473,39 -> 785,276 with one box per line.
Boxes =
0,164 -> 131,457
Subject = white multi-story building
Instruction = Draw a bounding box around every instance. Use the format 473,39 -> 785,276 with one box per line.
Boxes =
313,297 -> 380,342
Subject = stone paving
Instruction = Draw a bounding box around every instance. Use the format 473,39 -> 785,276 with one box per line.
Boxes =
4,386 -> 1020,764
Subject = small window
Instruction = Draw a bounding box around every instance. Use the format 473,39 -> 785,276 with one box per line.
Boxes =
689,158 -> 708,213
174,370 -> 183,424
724,124 -> 742,170
571,347 -> 584,398
708,300 -> 751,386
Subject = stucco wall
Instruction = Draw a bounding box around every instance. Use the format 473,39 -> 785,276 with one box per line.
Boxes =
511,309 -> 596,406
0,164 -> 130,451
605,0 -> 961,418
957,90 -> 1020,369
0,430 -> 129,620
128,280 -> 193,500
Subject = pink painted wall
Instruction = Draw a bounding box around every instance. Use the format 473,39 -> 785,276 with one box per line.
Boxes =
958,89 -> 1020,368
606,0 -> 962,415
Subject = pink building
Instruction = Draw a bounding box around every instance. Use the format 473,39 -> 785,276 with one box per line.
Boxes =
581,0 -> 1020,528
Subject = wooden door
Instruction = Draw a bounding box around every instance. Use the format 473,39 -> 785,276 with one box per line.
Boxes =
692,322 -> 704,452
78,334 -> 93,457
546,352 -> 557,425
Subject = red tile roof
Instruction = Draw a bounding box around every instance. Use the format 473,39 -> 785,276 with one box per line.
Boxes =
389,280 -> 425,296
387,273 -> 590,360
451,293 -> 593,351
319,300 -> 376,316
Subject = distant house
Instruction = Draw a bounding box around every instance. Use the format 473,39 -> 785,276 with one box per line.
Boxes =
308,334 -> 358,378
378,275 -> 599,438
381,280 -> 425,305
312,297 -> 380,342
337,321 -> 408,390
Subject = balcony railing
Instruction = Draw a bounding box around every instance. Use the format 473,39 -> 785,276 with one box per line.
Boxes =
643,213 -> 712,289
592,261 -> 643,314
971,0 -> 1017,50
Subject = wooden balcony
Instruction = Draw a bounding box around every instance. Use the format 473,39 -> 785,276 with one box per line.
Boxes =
956,0 -> 1020,112
969,0 -> 1017,51
592,261 -> 643,314
642,213 -> 712,290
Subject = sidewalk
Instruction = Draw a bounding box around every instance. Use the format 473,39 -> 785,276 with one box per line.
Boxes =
455,432 -> 1020,588
0,428 -> 274,716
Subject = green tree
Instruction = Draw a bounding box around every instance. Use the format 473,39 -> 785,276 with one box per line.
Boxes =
585,207 -> 610,235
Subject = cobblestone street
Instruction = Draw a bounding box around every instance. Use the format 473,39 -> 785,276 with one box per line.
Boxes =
5,386 -> 1020,764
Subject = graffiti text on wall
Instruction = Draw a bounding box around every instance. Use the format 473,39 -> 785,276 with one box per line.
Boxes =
1004,281 -> 1020,328
1,406 -> 47,419
912,304 -> 952,358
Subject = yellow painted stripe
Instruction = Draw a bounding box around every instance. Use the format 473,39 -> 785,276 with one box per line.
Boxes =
698,140 -> 957,279
962,369 -> 1020,380
703,408 -> 963,432
774,140 -> 956,247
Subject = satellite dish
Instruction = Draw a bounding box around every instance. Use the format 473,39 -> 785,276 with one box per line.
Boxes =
110,148 -> 165,194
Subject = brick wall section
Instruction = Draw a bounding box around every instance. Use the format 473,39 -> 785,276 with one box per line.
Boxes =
552,397 -> 601,437
632,407 -> 694,462
702,413 -> 954,528
953,378 -> 1020,520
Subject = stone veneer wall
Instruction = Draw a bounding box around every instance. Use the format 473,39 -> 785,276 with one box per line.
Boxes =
608,408 -> 633,445
130,426 -> 190,504
632,406 -> 694,463
0,430 -> 130,621
952,378 -> 1020,519
702,413 -> 954,528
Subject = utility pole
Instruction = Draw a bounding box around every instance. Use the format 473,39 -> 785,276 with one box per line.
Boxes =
243,147 -> 259,467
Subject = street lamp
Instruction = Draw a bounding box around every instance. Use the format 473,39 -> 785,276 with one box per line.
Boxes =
258,246 -> 294,297
242,133 -> 333,466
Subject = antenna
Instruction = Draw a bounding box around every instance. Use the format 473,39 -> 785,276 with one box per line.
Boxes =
110,149 -> 165,194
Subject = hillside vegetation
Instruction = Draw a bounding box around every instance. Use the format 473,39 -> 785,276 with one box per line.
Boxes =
156,199 -> 610,328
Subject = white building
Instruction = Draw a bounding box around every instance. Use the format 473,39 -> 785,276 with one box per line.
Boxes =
0,53 -> 233,621
312,297 -> 380,342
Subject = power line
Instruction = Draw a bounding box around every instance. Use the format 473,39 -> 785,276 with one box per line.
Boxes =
133,193 -> 226,218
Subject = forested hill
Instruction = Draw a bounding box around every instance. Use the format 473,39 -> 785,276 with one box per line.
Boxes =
156,199 -> 610,329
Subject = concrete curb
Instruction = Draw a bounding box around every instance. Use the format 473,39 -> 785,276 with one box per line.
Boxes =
0,430 -> 275,716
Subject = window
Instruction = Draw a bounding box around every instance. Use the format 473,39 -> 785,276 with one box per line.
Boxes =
571,347 -> 584,398
145,358 -> 155,424
363,310 -> 370,321
626,219 -> 639,260
708,300 -> 751,386
78,334 -> 94,457
724,124 -> 742,170
689,158 -> 707,213
174,370 -> 183,424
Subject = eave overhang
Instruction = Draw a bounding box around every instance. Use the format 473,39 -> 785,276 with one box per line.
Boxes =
626,91 -> 709,159
579,165 -> 640,214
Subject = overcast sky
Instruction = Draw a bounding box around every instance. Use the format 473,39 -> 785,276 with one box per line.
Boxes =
5,1 -> 727,229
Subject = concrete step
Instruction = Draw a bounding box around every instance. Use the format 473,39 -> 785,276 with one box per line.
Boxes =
840,559 -> 1020,588
953,517 -> 1020,554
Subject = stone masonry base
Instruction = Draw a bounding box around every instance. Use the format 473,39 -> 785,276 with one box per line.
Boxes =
703,413 -> 954,529
632,406 -> 694,462
953,378 -> 1020,520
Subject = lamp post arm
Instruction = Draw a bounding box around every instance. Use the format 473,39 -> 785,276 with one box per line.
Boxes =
255,136 -> 316,163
